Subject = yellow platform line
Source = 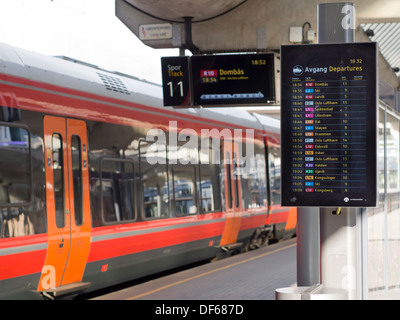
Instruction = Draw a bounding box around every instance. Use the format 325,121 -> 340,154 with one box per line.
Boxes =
126,241 -> 296,300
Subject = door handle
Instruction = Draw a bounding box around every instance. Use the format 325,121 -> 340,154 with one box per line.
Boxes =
59,238 -> 64,248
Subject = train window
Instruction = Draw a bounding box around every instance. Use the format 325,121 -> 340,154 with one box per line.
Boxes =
255,147 -> 268,207
100,159 -> 136,223
168,135 -> 199,216
233,153 -> 240,208
268,145 -> 281,206
0,124 -> 32,206
240,144 -> 268,208
87,121 -> 144,226
71,135 -> 83,226
171,165 -> 197,216
139,139 -> 169,219
52,133 -> 65,228
240,161 -> 252,209
198,138 -> 222,213
169,135 -> 198,216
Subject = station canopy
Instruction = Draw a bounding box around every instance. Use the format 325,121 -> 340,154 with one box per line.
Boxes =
116,0 -> 400,116
117,0 -> 400,61
361,23 -> 400,78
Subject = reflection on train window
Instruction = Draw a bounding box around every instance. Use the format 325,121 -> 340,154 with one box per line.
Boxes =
233,153 -> 240,208
100,159 -> 136,223
0,124 -> 31,206
71,135 -> 83,226
240,144 -> 268,208
52,133 -> 65,228
172,166 -> 197,215
140,139 -> 169,219
169,135 -> 198,216
268,145 -> 281,205
198,138 -> 222,213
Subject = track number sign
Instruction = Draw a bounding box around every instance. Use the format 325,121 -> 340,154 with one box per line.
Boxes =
161,56 -> 191,107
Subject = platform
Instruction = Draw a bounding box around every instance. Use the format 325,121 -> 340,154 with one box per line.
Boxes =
91,238 -> 296,300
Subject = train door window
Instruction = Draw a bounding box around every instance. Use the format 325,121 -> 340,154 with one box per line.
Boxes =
225,152 -> 233,209
139,139 -> 169,219
0,124 -> 31,206
100,159 -> 136,223
52,133 -> 65,228
71,135 -> 83,226
198,138 -> 222,213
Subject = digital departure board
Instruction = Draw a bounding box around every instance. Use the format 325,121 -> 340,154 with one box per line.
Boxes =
191,53 -> 275,106
281,42 -> 377,207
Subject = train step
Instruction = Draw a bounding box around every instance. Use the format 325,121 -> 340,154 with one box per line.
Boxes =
41,282 -> 91,300
221,242 -> 243,252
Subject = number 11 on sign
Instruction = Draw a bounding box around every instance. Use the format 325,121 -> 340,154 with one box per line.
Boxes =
167,81 -> 184,97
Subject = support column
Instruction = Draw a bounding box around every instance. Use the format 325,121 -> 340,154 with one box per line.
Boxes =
296,207 -> 320,286
317,2 -> 360,300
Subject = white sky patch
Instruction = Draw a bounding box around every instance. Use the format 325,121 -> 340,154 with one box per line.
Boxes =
0,0 -> 179,83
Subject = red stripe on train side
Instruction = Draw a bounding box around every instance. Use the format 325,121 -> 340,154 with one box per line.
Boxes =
88,213 -> 225,262
0,234 -> 47,250
267,205 -> 290,224
239,209 -> 268,231
0,234 -> 48,280
88,218 -> 225,262
88,209 -> 268,263
265,206 -> 297,231
88,225 -> 224,263
0,250 -> 47,281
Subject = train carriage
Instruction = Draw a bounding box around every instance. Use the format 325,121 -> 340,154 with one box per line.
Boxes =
0,43 -> 295,299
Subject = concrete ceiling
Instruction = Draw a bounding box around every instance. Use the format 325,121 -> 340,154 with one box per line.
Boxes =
117,0 -> 400,53
122,0 -> 400,24
123,0 -> 246,22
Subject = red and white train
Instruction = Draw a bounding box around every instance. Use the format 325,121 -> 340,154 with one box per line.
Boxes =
0,43 -> 296,299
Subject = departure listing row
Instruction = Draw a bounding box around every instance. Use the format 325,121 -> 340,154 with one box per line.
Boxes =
281,43 -> 377,207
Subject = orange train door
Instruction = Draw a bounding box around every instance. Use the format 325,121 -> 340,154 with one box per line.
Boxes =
220,141 -> 243,247
38,116 -> 91,295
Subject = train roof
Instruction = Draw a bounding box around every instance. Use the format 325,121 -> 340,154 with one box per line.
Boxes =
252,113 -> 280,134
0,42 -> 280,134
